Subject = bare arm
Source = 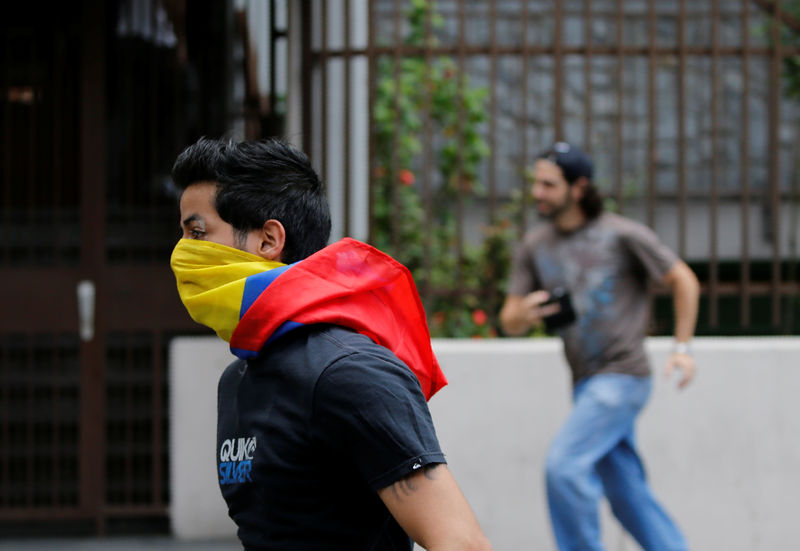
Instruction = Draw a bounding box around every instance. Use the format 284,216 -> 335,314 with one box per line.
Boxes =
378,464 -> 492,551
499,291 -> 560,336
660,260 -> 700,389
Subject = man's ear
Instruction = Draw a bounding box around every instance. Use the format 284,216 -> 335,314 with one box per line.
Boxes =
256,219 -> 286,261
571,176 -> 589,200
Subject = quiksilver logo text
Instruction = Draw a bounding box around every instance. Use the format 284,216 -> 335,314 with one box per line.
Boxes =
219,436 -> 256,485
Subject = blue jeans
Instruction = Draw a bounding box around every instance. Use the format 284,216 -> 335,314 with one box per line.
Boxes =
545,374 -> 689,551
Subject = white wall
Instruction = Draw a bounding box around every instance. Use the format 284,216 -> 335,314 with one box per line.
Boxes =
170,336 -> 800,550
169,337 -> 238,539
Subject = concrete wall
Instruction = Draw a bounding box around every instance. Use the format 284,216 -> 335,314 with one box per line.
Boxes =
169,336 -> 800,550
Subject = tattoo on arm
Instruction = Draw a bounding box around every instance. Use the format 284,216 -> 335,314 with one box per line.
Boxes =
389,463 -> 443,502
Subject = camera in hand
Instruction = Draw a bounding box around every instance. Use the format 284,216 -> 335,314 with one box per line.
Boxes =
542,287 -> 577,332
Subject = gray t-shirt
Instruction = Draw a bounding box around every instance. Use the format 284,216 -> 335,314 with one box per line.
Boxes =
507,212 -> 678,383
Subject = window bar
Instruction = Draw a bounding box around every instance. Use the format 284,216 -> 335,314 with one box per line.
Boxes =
647,0 -> 656,228
614,0 -> 624,213
488,0 -> 498,222
301,1 -> 313,156
124,43 -> 136,265
27,38 -> 38,264
390,0 -> 402,252
51,336 -> 61,506
343,0 -> 352,236
53,32 -> 64,265
620,1 -> 630,211
709,0 -> 720,327
149,3 -> 160,262
269,0 -> 278,127
584,0 -> 593,155
554,0 -> 564,141
421,4 -> 434,304
487,0 -> 499,329
769,0 -> 782,328
740,0 -> 751,326
519,0 -> 530,237
0,343 -> 5,505
124,339 -> 134,505
150,332 -> 163,506
455,0 -> 466,304
320,0 -> 329,190
2,30 -> 10,264
366,0 -> 376,243
677,0 -> 688,258
26,337 -> 34,506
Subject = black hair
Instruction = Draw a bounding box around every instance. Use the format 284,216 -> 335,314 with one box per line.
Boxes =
537,142 -> 604,220
171,137 -> 331,263
575,184 -> 604,220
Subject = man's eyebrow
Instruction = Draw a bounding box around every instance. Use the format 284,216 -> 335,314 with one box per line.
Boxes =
182,214 -> 202,227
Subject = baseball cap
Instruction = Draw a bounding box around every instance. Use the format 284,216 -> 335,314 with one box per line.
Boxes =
539,142 -> 593,183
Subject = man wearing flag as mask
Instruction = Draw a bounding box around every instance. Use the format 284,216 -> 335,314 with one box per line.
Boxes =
169,137 -> 492,551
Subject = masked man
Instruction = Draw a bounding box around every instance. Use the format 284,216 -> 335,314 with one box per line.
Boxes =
169,137 -> 491,551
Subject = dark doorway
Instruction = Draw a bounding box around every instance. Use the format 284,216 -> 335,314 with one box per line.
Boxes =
0,0 -> 230,535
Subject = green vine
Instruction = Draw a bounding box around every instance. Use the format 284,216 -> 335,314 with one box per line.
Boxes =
371,0 -> 514,338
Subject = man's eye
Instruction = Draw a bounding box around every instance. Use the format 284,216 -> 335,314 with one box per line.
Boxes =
189,229 -> 205,239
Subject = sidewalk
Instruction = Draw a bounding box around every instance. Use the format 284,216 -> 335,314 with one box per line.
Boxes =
0,537 -> 241,550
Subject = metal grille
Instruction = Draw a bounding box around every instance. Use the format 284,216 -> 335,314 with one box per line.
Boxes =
105,333 -> 167,510
0,8 -> 81,267
107,1 -> 212,264
0,334 -> 81,509
304,0 -> 800,335
0,0 -> 223,534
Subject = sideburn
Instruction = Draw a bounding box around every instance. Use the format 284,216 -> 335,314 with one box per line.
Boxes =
233,228 -> 250,251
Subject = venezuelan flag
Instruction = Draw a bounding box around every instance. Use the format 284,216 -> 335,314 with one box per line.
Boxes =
171,237 -> 447,400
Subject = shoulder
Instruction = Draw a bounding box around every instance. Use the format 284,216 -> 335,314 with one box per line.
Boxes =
253,324 -> 378,375
219,358 -> 247,389
258,324 -> 419,394
592,212 -> 664,247
520,223 -> 555,249
597,212 -> 653,235
315,328 -> 422,397
597,213 -> 678,272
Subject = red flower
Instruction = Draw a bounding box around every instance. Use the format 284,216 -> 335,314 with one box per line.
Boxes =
471,309 -> 487,326
398,169 -> 415,186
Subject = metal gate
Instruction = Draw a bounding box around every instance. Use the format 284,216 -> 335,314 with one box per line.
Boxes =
0,0 -> 232,534
303,0 -> 800,336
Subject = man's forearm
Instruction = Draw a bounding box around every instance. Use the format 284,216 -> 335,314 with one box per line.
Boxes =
378,465 -> 493,551
670,262 -> 700,342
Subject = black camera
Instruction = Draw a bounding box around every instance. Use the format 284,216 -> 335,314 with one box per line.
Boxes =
541,287 -> 577,332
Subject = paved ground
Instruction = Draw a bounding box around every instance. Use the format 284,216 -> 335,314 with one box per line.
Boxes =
0,537 -> 241,550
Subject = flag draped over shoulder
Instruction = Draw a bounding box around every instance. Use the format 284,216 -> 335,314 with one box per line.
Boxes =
171,237 -> 447,400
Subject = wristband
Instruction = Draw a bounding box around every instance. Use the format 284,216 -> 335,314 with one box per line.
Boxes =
672,341 -> 692,356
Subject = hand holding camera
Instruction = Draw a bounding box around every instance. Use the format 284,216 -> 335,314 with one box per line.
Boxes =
518,287 -> 577,332
540,287 -> 577,332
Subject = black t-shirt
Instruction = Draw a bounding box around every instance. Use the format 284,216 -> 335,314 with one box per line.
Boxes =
216,324 -> 446,550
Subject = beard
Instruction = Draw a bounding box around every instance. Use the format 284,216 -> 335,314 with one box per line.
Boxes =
535,193 -> 574,220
